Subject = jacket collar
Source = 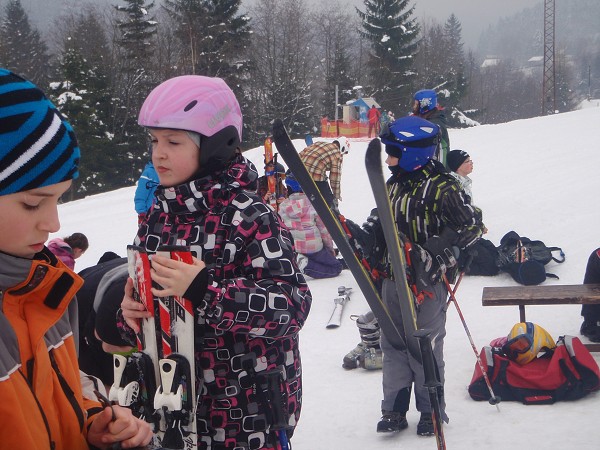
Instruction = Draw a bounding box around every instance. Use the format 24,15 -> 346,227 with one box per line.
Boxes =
153,153 -> 259,216
0,251 -> 33,292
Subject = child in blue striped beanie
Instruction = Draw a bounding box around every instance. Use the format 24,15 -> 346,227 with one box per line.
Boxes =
0,68 -> 153,449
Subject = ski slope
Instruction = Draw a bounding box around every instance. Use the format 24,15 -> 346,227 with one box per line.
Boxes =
58,105 -> 600,450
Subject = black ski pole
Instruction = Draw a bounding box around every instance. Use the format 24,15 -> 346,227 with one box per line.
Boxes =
257,369 -> 290,450
442,273 -> 501,409
414,330 -> 447,450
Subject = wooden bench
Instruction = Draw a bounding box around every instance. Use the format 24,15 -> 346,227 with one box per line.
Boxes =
482,284 -> 600,352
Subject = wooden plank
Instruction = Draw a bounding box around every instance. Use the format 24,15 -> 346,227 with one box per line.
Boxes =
482,284 -> 600,306
586,343 -> 600,353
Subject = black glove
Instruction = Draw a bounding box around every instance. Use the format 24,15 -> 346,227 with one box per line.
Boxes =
422,227 -> 460,282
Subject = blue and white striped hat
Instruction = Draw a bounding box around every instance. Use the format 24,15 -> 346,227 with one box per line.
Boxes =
0,69 -> 80,196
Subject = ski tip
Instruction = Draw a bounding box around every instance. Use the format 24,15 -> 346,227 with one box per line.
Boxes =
272,118 -> 284,130
365,138 -> 382,163
326,324 -> 340,329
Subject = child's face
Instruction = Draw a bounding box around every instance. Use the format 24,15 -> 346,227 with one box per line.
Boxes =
0,180 -> 72,259
457,158 -> 474,177
150,129 -> 200,187
385,154 -> 400,167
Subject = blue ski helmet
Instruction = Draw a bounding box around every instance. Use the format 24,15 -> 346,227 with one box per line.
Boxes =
413,89 -> 437,115
285,170 -> 302,193
380,116 -> 439,172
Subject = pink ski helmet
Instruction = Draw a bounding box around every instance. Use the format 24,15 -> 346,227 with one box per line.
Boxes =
138,75 -> 243,175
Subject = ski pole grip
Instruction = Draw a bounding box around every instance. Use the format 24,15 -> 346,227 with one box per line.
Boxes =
414,329 -> 442,388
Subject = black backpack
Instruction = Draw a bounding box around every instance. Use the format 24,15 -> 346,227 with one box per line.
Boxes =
497,231 -> 565,285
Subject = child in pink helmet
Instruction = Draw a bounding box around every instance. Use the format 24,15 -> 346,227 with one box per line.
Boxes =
120,75 -> 312,449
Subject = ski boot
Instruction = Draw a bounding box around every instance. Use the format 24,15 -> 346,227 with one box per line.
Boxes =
377,411 -> 408,433
416,413 -> 434,436
342,311 -> 382,370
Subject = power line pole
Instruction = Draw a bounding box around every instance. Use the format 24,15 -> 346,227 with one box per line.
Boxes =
542,0 -> 556,115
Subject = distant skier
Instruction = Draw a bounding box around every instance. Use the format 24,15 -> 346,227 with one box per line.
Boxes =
345,116 -> 484,435
257,159 -> 287,209
299,140 -> 346,211
412,89 -> 450,168
368,105 -> 382,138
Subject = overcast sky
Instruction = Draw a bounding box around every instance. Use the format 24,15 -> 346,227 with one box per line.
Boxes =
244,0 -> 542,49
20,0 -> 542,51
408,0 -> 541,47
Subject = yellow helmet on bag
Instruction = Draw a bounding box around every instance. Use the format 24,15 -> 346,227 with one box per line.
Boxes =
503,322 -> 556,365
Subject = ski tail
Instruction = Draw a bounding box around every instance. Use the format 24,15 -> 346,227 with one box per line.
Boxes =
272,119 -> 407,351
364,139 -> 421,362
126,245 -> 162,381
154,245 -> 198,449
415,330 -> 447,450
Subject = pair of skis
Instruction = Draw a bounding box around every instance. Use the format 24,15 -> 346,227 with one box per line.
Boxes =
273,120 -> 446,449
109,245 -> 197,449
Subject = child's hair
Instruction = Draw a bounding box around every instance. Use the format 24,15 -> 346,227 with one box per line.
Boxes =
0,69 -> 80,196
64,233 -> 89,252
138,75 -> 242,177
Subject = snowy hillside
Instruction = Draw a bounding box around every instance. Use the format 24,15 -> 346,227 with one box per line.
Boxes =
56,106 -> 600,449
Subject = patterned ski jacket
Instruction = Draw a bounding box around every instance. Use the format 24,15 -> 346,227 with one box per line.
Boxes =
299,142 -> 343,201
0,249 -> 101,450
388,160 -> 484,249
278,192 -> 334,255
131,153 -> 312,450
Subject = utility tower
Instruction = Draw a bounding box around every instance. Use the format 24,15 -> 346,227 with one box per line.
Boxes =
542,0 -> 556,115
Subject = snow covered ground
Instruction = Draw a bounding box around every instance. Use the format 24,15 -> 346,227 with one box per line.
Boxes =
56,106 -> 600,449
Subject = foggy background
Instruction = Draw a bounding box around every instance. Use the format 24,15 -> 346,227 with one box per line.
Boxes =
20,0 -> 541,48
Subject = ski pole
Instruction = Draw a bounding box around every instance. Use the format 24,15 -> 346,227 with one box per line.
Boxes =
446,252 -> 473,306
442,273 -> 502,410
414,330 -> 447,450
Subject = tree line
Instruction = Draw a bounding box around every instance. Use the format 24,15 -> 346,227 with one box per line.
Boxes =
0,0 -> 582,199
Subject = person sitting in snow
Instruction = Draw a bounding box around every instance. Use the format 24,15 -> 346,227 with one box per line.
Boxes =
47,232 -> 89,270
278,170 -> 343,279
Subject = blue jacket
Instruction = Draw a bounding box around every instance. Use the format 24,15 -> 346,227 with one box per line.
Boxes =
134,162 -> 159,214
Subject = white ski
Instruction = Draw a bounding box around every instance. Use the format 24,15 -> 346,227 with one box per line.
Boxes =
326,286 -> 352,328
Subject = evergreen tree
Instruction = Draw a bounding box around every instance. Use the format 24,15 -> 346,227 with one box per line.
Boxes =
443,14 -> 467,107
162,0 -> 251,86
49,9 -> 122,199
247,0 -> 315,139
314,4 -> 357,121
356,0 -> 419,112
115,0 -> 157,64
0,0 -> 50,86
110,0 -> 158,170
